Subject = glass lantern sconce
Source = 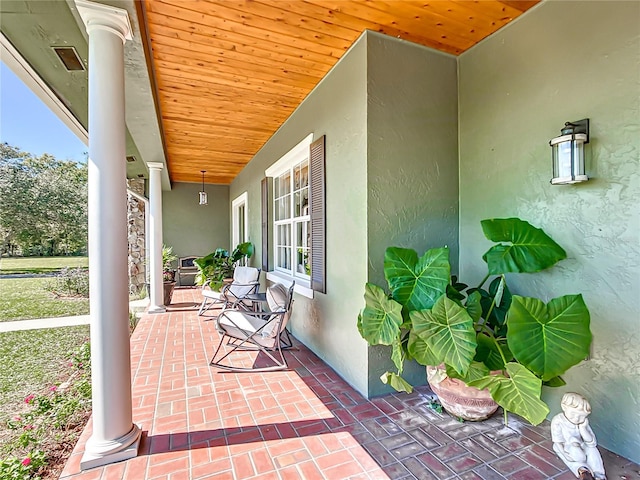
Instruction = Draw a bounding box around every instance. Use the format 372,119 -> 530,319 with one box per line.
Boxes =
198,170 -> 208,205
549,118 -> 589,185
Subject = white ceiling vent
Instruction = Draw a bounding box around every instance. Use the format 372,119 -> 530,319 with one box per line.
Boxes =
53,46 -> 85,71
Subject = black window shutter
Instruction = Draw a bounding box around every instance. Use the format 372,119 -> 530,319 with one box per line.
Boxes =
309,135 -> 326,293
261,177 -> 269,271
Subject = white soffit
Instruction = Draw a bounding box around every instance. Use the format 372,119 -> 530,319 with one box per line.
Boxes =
1,31 -> 89,146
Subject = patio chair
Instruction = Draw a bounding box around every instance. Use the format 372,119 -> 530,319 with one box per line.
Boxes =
210,282 -> 294,371
197,266 -> 261,316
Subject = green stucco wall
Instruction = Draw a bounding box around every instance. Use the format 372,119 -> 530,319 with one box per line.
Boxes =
458,1 -> 640,462
231,35 -> 370,395
162,182 -> 230,262
366,33 -> 459,396
230,32 -> 461,398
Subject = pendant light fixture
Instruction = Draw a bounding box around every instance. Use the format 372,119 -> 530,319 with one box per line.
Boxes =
199,170 -> 208,205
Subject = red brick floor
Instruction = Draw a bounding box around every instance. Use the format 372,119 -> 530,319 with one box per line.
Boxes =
60,287 -> 639,480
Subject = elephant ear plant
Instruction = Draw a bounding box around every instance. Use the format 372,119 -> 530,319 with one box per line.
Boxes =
194,242 -> 254,291
357,218 -> 592,425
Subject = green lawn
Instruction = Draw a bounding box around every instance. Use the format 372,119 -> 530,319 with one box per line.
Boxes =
0,325 -> 90,436
0,277 -> 90,322
0,256 -> 88,274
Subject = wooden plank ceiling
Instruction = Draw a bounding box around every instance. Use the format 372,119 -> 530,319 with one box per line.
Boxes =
142,0 -> 539,185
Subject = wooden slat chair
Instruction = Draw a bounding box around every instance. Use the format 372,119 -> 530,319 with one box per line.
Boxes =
210,282 -> 294,371
197,266 -> 260,316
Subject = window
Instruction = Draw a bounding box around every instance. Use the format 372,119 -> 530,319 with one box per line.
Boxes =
274,158 -> 310,280
264,134 -> 325,298
232,192 -> 248,258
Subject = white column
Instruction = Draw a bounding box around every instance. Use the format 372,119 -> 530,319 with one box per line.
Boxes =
75,0 -> 140,470
147,162 -> 165,313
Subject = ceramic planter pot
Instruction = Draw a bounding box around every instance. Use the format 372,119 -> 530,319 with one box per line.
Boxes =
163,281 -> 175,305
426,365 -> 499,421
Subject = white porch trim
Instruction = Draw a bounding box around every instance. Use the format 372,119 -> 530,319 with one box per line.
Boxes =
0,32 -> 89,145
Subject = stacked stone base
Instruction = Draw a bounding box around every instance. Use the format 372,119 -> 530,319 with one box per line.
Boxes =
127,179 -> 146,296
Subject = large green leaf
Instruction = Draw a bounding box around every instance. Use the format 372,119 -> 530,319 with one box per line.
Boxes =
475,333 -> 512,370
391,339 -> 405,373
478,278 -> 513,336
193,252 -> 216,271
465,290 -> 483,322
384,247 -> 450,311
358,283 -> 403,345
507,294 -> 591,381
231,241 -> 254,262
381,372 -> 413,394
469,363 -> 549,425
544,376 -> 566,388
407,328 -> 440,366
446,361 -> 490,383
493,275 -> 506,307
481,218 -> 567,274
410,295 -> 476,376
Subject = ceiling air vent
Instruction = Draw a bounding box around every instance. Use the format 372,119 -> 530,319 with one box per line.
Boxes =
53,47 -> 85,71
126,156 -> 136,163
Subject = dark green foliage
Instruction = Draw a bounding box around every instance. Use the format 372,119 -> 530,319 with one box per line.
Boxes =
359,217 -> 591,425
162,245 -> 178,282
481,218 -> 567,274
194,242 -> 254,290
0,143 -> 88,257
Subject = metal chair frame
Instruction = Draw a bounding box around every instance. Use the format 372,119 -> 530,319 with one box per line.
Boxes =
197,268 -> 261,316
210,283 -> 294,372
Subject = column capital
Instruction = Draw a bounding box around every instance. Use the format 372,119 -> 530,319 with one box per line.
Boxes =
75,0 -> 133,43
147,162 -> 165,171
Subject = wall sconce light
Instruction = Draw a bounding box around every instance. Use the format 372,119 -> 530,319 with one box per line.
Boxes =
550,119 -> 589,185
198,170 -> 208,205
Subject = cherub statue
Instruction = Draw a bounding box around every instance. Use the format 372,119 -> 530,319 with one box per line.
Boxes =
551,393 -> 606,480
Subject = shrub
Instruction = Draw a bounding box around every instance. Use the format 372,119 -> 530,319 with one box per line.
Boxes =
1,341 -> 92,479
47,267 -> 89,297
0,450 -> 46,480
129,310 -> 139,334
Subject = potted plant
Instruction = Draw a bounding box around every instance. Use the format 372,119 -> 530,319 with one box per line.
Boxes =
163,245 -> 178,305
358,217 -> 592,425
194,242 -> 254,291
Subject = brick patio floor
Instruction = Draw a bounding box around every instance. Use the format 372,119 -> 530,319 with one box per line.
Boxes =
60,287 -> 639,480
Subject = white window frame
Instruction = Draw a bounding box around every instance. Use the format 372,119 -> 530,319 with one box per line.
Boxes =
265,134 -> 314,298
231,192 -> 248,254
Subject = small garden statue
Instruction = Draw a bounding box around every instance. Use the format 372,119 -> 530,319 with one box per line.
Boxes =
551,393 -> 606,480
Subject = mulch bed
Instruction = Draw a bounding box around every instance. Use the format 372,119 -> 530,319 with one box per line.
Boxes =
37,409 -> 91,479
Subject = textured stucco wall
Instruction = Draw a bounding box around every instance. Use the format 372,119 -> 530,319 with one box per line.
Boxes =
458,1 -> 640,462
366,33 -> 459,396
162,182 -> 230,262
230,35 -> 370,395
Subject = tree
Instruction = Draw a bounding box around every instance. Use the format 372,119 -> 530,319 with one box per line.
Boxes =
0,143 -> 88,256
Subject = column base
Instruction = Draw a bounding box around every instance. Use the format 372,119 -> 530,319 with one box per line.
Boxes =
80,424 -> 141,471
148,306 -> 166,314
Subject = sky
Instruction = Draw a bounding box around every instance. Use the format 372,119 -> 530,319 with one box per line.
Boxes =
0,61 -> 87,162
